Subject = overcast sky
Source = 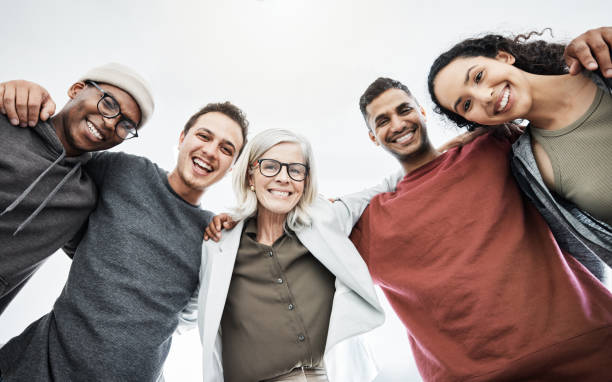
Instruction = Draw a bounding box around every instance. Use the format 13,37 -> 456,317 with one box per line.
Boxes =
1,1 -> 610,381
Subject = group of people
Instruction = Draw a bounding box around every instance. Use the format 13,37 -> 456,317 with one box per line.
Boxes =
0,26 -> 611,382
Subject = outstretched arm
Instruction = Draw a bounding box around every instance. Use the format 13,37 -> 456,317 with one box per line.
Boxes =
0,80 -> 56,127
565,26 -> 612,78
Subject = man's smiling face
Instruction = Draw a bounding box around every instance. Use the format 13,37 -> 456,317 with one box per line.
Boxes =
62,82 -> 141,155
366,88 -> 431,161
174,111 -> 244,192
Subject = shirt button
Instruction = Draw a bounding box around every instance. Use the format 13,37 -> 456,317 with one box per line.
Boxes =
268,251 -> 273,257
276,278 -> 283,284
288,303 -> 294,310
297,334 -> 305,342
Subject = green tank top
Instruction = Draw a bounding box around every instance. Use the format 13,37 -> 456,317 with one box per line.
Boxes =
530,85 -> 612,226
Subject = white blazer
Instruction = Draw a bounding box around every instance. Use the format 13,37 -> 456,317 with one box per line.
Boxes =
180,172 -> 403,382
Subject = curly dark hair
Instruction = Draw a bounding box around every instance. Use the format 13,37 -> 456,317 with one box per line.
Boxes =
427,30 -> 567,131
183,101 -> 249,158
359,77 -> 413,129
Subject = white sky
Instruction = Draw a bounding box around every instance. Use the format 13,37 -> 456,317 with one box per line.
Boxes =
1,1 -> 610,381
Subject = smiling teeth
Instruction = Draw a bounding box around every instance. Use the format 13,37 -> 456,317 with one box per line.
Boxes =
498,87 -> 510,112
193,158 -> 212,171
87,121 -> 103,140
270,190 -> 289,197
395,131 -> 414,144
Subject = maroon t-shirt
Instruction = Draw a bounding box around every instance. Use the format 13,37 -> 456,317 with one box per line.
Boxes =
351,133 -> 612,381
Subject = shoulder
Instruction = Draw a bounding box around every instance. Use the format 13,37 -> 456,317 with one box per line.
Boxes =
0,114 -> 22,130
301,196 -> 343,231
0,115 -> 30,146
200,209 -> 215,225
85,151 -> 160,187
90,150 -> 147,163
0,114 -> 44,141
308,196 -> 335,219
196,207 -> 215,227
467,130 -> 513,152
89,151 -> 156,172
0,113 -> 12,128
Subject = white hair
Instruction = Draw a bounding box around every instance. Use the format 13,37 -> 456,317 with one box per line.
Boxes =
231,128 -> 318,231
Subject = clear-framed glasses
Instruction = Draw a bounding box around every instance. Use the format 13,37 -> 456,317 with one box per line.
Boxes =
255,159 -> 309,182
85,80 -> 139,140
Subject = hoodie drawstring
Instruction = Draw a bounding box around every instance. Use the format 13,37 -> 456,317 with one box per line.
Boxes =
1,151 -> 83,235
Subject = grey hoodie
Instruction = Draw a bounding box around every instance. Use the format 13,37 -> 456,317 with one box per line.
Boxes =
0,114 -> 96,314
510,72 -> 612,281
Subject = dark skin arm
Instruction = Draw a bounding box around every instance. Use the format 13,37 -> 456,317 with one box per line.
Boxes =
0,80 -> 56,127
564,26 -> 612,78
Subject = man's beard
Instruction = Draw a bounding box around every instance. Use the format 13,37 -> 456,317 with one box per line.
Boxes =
387,126 -> 431,163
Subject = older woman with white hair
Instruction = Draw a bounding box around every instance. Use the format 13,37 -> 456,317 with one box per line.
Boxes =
182,128 -> 401,382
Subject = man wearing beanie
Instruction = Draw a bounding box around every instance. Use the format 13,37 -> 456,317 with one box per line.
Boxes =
0,62 -> 154,316
0,77 -> 247,381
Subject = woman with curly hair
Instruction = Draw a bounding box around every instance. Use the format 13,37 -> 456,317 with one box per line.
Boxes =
427,30 -> 612,281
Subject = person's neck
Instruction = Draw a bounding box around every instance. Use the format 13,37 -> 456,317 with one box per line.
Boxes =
167,169 -> 205,206
399,145 -> 441,174
255,208 -> 287,246
524,72 -> 596,130
50,113 -> 82,157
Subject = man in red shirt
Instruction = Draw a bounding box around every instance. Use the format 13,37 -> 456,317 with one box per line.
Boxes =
350,77 -> 612,381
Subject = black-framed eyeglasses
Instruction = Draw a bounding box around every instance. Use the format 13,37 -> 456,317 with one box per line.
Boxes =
255,159 -> 309,182
85,80 -> 139,140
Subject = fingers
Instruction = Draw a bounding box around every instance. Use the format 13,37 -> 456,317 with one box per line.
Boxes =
564,56 -> 582,76
0,80 -> 55,126
40,93 -> 56,122
15,85 -> 30,127
204,226 -> 219,242
2,83 -> 20,126
565,40 -> 598,74
220,214 -> 237,230
203,214 -> 237,242
591,27 -> 612,78
26,88 -> 42,127
584,33 -> 612,77
206,214 -> 226,242
0,83 -> 5,115
565,27 -> 612,78
592,32 -> 612,78
213,215 -> 223,232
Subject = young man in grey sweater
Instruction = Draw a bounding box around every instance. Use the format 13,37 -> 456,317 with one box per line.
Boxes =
0,63 -> 154,316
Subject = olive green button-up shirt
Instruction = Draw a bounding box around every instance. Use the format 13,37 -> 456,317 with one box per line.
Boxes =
221,218 -> 335,382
